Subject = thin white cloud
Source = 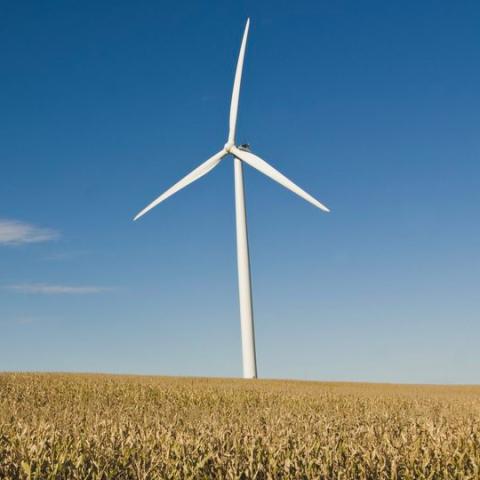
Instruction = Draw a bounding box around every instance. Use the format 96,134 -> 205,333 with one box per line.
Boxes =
42,251 -> 89,261
14,316 -> 36,325
0,315 -> 56,326
4,284 -> 113,294
0,219 -> 59,245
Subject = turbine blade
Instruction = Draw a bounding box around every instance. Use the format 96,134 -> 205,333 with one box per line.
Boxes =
231,146 -> 330,212
134,150 -> 226,220
228,18 -> 250,144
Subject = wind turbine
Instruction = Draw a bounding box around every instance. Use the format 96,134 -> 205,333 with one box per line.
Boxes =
133,19 -> 330,379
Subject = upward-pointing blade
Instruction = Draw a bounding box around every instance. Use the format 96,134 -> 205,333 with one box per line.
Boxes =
228,18 -> 250,144
231,146 -> 330,212
133,150 -> 226,220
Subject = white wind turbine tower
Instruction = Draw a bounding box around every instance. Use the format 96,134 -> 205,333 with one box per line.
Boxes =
134,19 -> 330,379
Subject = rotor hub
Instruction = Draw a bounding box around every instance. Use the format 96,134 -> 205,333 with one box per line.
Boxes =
224,141 -> 234,152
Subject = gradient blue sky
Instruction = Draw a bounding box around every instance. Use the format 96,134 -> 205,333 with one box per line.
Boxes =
1,1 -> 479,383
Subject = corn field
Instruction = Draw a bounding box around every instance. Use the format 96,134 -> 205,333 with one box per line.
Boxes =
0,373 -> 479,479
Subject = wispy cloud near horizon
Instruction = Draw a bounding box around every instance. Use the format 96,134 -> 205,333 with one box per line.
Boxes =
42,251 -> 89,261
4,284 -> 113,294
0,219 -> 59,245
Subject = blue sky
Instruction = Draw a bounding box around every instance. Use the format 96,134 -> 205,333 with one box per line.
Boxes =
1,0 -> 479,383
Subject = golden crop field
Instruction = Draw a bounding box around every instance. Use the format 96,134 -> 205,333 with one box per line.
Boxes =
0,373 -> 479,479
